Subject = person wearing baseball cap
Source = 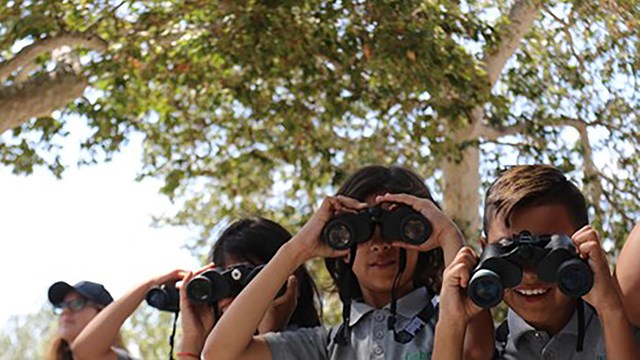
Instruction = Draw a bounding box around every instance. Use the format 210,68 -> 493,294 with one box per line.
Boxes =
45,280 -> 130,360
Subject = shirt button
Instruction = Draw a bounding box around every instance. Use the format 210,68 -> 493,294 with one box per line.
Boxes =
374,312 -> 385,321
374,347 -> 384,356
375,330 -> 384,339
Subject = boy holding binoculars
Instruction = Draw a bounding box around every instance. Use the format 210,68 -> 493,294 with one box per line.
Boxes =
433,165 -> 640,360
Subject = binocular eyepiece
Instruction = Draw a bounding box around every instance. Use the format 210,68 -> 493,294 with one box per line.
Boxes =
468,231 -> 594,308
322,203 -> 433,250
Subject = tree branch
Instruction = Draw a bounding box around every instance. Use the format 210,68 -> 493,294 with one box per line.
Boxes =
466,0 -> 541,141
483,0 -> 542,88
0,68 -> 88,134
558,117 -> 603,207
0,31 -> 107,83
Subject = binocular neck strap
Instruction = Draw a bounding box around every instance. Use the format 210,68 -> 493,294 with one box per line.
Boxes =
169,309 -> 179,360
576,299 -> 585,352
387,249 -> 407,337
334,244 -> 358,346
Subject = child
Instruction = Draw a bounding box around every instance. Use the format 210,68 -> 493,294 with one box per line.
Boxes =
204,165 -> 493,360
434,165 -> 639,359
71,217 -> 320,360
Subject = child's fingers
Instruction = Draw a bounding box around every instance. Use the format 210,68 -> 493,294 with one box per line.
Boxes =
158,269 -> 189,285
390,239 -> 442,254
273,275 -> 298,307
445,263 -> 470,288
335,195 -> 369,210
572,225 -> 600,246
375,193 -> 423,209
579,241 -> 609,273
192,263 -> 216,277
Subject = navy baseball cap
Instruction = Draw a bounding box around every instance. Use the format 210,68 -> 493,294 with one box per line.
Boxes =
48,281 -> 114,307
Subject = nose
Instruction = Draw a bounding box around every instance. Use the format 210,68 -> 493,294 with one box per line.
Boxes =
61,306 -> 73,316
521,265 -> 541,284
369,228 -> 392,252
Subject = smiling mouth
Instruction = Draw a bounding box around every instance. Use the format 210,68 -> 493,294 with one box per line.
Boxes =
514,288 -> 550,296
371,260 -> 396,267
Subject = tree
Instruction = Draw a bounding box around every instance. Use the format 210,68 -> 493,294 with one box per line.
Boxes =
0,303 -> 175,359
1,0 -> 639,252
0,305 -> 56,360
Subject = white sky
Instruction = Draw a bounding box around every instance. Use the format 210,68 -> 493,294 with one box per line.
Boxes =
0,118 -> 201,328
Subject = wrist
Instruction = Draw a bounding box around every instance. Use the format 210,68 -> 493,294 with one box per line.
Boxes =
180,336 -> 205,355
435,317 -> 467,337
594,297 -> 625,318
281,240 -> 312,266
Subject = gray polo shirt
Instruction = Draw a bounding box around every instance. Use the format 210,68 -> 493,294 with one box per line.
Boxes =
264,287 -> 438,360
496,305 -> 640,360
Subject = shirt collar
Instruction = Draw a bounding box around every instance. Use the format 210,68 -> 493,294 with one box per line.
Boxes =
348,287 -> 432,327
506,303 -> 596,344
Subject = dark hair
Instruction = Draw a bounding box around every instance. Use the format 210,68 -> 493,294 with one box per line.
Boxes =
483,165 -> 589,236
324,165 -> 445,299
210,217 -> 321,328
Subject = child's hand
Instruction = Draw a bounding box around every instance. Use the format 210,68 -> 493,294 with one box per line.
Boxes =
179,264 -> 217,354
374,193 -> 465,253
150,268 -> 189,289
572,225 -> 622,313
259,275 -> 299,333
440,247 -> 484,324
291,195 -> 365,261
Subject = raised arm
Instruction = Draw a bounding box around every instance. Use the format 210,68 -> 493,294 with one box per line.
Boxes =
573,225 -> 640,359
71,269 -> 186,360
202,196 -> 354,360
616,222 -> 640,327
432,247 -> 493,360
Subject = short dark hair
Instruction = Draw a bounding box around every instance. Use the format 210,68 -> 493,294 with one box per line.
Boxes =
210,217 -> 322,327
324,165 -> 444,299
483,165 -> 589,236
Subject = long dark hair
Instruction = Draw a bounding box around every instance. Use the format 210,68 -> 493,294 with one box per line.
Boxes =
210,217 -> 321,327
324,165 -> 445,300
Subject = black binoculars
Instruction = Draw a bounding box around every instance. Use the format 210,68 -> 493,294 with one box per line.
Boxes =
322,203 -> 433,250
146,284 -> 179,312
468,231 -> 594,308
186,263 -> 286,304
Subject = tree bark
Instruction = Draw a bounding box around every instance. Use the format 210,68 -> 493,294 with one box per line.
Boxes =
441,0 -> 541,240
0,32 -> 106,83
0,69 -> 88,134
442,145 -> 482,240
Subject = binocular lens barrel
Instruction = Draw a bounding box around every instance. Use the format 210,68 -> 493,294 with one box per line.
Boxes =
557,259 -> 593,298
187,277 -> 214,303
146,288 -> 169,309
325,222 -> 353,250
469,269 -> 504,308
402,217 -> 428,244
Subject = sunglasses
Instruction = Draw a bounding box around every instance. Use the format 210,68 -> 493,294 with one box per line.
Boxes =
53,297 -> 93,315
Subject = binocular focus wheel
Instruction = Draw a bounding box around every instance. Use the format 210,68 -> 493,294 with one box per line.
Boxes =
468,269 -> 504,308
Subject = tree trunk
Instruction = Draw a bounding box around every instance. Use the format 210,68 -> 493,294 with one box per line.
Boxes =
442,145 -> 481,242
